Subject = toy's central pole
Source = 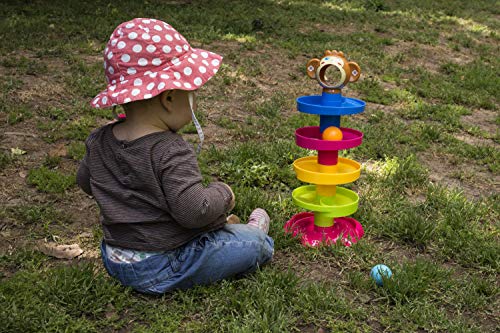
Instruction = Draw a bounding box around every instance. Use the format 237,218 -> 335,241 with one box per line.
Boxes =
319,91 -> 342,131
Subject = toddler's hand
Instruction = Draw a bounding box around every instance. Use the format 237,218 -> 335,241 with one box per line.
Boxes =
223,183 -> 235,211
226,214 -> 240,224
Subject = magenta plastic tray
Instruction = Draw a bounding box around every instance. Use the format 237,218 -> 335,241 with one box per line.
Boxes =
284,212 -> 364,247
295,126 -> 363,151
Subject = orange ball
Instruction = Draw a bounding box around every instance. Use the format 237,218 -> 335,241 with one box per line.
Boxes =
322,126 -> 343,141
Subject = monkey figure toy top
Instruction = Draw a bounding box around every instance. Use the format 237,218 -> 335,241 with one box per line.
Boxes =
306,50 -> 361,94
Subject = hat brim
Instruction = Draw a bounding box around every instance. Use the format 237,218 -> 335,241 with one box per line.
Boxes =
90,48 -> 222,108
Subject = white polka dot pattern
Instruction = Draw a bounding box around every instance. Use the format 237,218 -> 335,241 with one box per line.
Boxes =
91,18 -> 223,108
133,44 -> 142,53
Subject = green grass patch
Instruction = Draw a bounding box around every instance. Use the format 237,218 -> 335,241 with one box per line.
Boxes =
398,102 -> 471,130
0,262 -> 133,332
350,259 -> 497,331
353,114 -> 416,159
0,249 -> 49,278
43,155 -> 62,168
0,56 -> 48,75
5,103 -> 33,125
64,55 -> 103,98
27,166 -> 76,193
0,151 -> 13,169
407,60 -> 499,110
444,138 -> 500,173
39,107 -> 71,121
1,204 -> 68,227
201,139 -> 301,191
372,154 -> 429,190
254,92 -> 292,119
37,115 -> 96,143
64,116 -> 97,141
67,141 -> 87,161
353,78 -> 397,105
361,162 -> 499,268
129,268 -> 367,332
215,115 -> 237,130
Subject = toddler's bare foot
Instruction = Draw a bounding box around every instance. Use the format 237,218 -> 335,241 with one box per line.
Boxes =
247,208 -> 270,234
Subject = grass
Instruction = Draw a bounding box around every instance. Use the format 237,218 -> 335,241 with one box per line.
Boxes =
0,262 -> 133,332
67,141 -> 87,161
0,56 -> 48,75
27,166 -> 76,194
1,204 -> 68,226
0,151 -> 13,169
397,103 -> 472,130
5,104 -> 33,125
353,78 -> 398,105
0,0 -> 498,332
406,60 -> 499,110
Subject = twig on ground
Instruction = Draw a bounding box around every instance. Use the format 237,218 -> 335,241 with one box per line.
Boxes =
4,131 -> 37,138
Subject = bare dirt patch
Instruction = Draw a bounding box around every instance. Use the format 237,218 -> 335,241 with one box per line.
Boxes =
454,132 -> 498,147
384,40 -> 474,73
461,108 -> 498,137
1,52 -> 71,108
418,150 -> 498,198
17,77 -> 67,107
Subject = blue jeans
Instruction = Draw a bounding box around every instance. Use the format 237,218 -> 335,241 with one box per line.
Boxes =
100,224 -> 274,294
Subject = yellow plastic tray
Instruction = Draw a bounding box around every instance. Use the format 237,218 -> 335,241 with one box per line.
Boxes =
293,156 -> 360,185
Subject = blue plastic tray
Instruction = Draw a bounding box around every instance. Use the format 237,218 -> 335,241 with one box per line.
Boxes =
297,95 -> 366,115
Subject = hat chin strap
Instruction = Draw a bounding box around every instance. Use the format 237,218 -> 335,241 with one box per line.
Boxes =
189,92 -> 204,154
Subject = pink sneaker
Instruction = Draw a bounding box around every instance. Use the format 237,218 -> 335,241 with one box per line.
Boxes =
247,208 -> 270,234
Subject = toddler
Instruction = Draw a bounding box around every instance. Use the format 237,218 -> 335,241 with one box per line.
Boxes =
77,18 -> 274,294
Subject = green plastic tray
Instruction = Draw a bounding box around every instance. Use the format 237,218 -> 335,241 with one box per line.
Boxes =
292,185 -> 359,218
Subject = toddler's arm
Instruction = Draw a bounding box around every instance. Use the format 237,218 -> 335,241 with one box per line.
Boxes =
77,159 -> 92,195
160,140 -> 233,229
76,140 -> 93,195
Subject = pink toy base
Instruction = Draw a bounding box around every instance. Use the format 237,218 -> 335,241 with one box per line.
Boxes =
284,212 -> 364,247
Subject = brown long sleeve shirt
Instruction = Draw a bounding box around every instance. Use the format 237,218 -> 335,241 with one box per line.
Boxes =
76,123 -> 233,251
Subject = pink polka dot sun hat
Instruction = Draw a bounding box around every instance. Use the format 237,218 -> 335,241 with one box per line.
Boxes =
91,18 -> 222,108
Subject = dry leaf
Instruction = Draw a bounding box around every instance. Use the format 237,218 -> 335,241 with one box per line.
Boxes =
11,147 -> 27,155
37,242 -> 83,259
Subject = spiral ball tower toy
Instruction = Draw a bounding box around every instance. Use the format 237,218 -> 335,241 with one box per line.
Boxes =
284,50 -> 365,247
